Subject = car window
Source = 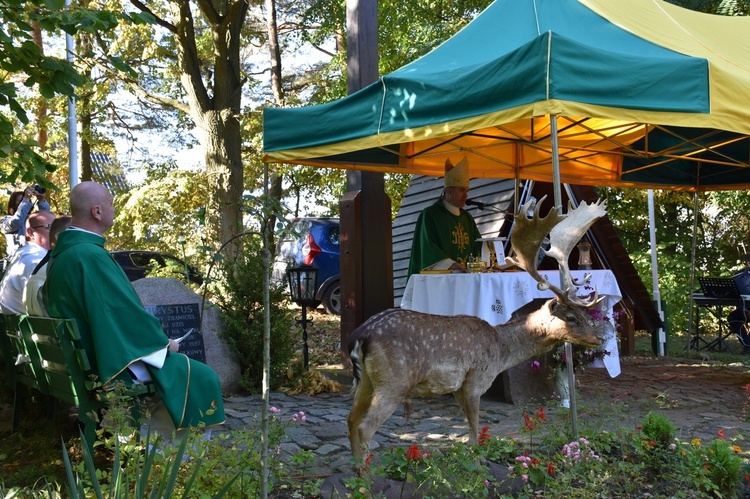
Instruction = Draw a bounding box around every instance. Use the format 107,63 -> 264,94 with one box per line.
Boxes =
130,253 -> 157,268
162,255 -> 186,273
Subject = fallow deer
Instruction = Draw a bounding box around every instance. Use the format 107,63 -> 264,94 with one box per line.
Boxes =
347,197 -> 608,462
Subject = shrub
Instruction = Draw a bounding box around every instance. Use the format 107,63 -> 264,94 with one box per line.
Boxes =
640,411 -> 676,447
213,240 -> 296,392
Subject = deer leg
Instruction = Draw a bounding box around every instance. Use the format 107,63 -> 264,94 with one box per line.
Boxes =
454,388 -> 481,444
348,374 -> 375,463
355,390 -> 407,460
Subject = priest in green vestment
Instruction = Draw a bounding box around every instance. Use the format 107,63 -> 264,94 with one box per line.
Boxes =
43,182 -> 225,432
408,157 -> 483,277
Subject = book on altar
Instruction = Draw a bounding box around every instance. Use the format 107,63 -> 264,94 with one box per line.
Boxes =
478,237 -> 513,269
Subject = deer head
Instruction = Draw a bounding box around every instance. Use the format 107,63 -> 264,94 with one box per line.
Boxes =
506,196 -> 607,307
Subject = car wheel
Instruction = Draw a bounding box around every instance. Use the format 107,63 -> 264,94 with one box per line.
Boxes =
322,281 -> 341,315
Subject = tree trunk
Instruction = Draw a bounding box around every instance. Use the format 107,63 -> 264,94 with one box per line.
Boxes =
264,0 -> 284,251
199,110 -> 244,251
166,0 -> 248,254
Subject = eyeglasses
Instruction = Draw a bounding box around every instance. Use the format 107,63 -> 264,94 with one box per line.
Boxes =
31,224 -> 52,230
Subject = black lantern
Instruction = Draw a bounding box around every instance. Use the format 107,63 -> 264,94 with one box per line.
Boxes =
286,264 -> 319,370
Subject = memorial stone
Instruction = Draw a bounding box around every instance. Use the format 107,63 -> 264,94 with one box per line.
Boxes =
133,277 -> 240,394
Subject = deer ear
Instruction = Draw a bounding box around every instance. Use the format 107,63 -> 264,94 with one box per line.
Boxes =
548,299 -> 559,314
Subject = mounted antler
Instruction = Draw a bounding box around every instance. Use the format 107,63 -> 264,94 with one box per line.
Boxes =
507,196 -> 607,307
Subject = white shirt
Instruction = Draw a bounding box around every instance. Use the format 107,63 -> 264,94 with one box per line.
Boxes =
0,243 -> 47,314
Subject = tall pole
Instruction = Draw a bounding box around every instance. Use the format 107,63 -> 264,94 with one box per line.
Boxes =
260,164 -> 271,499
65,0 -> 78,187
648,190 -> 666,356
340,0 -> 393,368
551,115 -> 579,438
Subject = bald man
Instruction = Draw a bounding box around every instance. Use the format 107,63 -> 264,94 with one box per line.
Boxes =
42,182 -> 225,434
0,210 -> 55,314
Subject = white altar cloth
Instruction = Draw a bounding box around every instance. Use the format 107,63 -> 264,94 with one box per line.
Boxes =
400,270 -> 622,377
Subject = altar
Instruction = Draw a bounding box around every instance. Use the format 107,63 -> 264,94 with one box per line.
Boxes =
400,270 -> 622,377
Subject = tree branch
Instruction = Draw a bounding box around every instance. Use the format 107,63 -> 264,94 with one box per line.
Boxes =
130,0 -> 177,33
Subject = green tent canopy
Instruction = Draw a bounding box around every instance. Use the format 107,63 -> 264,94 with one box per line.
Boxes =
263,0 -> 750,191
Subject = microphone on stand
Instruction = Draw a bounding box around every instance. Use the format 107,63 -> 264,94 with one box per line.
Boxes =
465,199 -> 486,210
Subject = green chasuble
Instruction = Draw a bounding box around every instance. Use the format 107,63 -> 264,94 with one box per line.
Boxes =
43,229 -> 225,429
408,199 -> 482,276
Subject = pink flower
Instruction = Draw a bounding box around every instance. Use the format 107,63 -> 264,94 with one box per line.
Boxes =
269,406 -> 280,413
531,360 -> 541,372
522,474 -> 529,482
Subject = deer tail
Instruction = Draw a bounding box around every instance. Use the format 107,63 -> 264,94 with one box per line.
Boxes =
349,338 -> 364,397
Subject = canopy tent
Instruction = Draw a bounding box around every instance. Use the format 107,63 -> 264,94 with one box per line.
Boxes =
263,0 -> 750,191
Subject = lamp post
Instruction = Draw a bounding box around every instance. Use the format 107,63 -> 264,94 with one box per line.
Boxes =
286,264 -> 319,370
177,234 -> 190,282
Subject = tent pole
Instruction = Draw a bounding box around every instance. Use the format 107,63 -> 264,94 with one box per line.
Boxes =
687,190 -> 699,354
648,190 -> 666,356
551,115 -> 579,438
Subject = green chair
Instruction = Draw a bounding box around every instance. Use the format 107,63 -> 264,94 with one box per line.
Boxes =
21,316 -> 156,453
1,314 -> 50,431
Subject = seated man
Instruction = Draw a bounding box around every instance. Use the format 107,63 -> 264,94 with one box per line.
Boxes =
22,215 -> 72,316
408,157 -> 482,276
0,210 -> 55,315
43,182 -> 225,434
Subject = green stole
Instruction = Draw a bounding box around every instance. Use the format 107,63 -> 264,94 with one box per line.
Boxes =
408,199 -> 483,276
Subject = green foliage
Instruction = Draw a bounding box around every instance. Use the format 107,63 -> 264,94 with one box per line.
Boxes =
641,412 -> 676,447
213,239 -> 296,393
376,443 -> 492,497
57,388 -> 307,498
600,187 -> 750,338
0,0 -> 119,183
110,167 -> 207,252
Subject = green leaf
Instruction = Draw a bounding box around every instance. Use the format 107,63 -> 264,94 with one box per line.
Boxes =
43,0 -> 66,10
38,82 -> 55,99
123,11 -> 157,25
109,56 -> 137,78
8,98 -> 29,124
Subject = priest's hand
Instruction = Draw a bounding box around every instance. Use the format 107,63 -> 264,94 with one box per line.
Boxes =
449,261 -> 467,272
168,339 -> 180,352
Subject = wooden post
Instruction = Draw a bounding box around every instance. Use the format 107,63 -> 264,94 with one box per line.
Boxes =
339,0 -> 393,366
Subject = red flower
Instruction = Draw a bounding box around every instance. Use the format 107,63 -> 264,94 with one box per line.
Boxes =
547,462 -> 555,476
523,413 -> 536,432
361,453 -> 374,473
478,425 -> 491,446
406,445 -> 421,461
535,407 -> 547,422
530,457 -> 540,466
647,440 -> 657,448
718,429 -> 726,441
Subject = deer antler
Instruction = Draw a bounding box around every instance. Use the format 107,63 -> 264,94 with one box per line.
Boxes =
506,195 -> 563,289
546,199 -> 607,304
507,196 -> 607,307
